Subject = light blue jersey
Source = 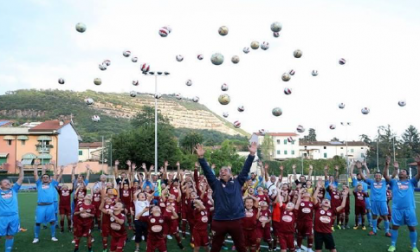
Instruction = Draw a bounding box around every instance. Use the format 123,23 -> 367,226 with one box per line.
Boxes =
366,179 -> 387,202
389,178 -> 417,210
325,181 -> 338,200
0,183 -> 21,216
36,179 -> 58,203
352,177 -> 369,191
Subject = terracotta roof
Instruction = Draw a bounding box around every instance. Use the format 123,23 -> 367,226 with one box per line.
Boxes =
79,142 -> 103,148
28,120 -> 71,132
254,132 -> 299,137
299,141 -> 368,147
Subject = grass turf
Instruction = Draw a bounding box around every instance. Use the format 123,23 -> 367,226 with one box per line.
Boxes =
8,192 -> 420,252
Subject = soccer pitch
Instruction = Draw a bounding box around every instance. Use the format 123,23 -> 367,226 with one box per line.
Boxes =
11,193 -> 420,252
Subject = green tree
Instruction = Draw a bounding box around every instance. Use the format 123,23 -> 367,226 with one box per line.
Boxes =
402,125 -> 420,157
209,140 -> 245,175
131,106 -> 169,128
180,131 -> 204,154
304,128 -> 317,141
260,134 -> 274,161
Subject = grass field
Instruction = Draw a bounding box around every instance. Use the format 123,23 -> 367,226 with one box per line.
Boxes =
9,192 -> 420,252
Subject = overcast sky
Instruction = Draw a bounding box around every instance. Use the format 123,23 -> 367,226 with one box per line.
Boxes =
1,0 -> 420,142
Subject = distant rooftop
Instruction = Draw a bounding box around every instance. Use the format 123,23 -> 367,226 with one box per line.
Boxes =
299,141 -> 368,147
253,132 -> 299,137
79,142 -> 103,148
29,120 -> 71,132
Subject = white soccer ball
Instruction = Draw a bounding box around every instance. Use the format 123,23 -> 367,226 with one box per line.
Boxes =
75,23 -> 86,33
237,105 -> 245,112
141,63 -> 150,73
339,58 -> 346,65
131,57 -> 138,63
99,64 -> 107,71
289,69 -> 295,76
132,80 -> 139,86
130,91 -> 137,98
197,54 -> 204,60
272,107 -> 283,117
192,96 -> 200,103
223,112 -> 229,118
398,100 -> 406,107
159,28 -> 169,37
92,115 -> 100,122
261,42 -> 270,50
154,93 -> 162,99
218,94 -> 230,105
271,22 -> 282,32
338,103 -> 345,109
123,50 -> 131,57
312,70 -> 318,76
259,129 -> 266,135
329,124 -> 336,130
233,121 -> 241,128
186,79 -> 193,86
85,98 -> 94,105
58,78 -> 65,85
361,107 -> 370,115
273,32 -> 280,38
297,125 -> 305,133
162,26 -> 172,33
293,49 -> 302,58
102,60 -> 111,67
221,83 -> 229,91
176,55 -> 184,62
218,26 -> 229,36
175,93 -> 182,100
287,137 -> 294,143
243,47 -> 250,54
211,53 -> 224,65
231,55 -> 240,64
284,88 -> 292,95
282,73 -> 291,82
251,41 -> 259,50
94,78 -> 102,86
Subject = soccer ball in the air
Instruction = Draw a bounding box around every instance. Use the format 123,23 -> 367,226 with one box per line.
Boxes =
99,64 -> 107,71
339,58 -> 346,65
162,26 -> 172,33
75,23 -> 86,33
237,105 -> 245,112
197,54 -> 204,60
282,73 -> 291,82
398,100 -> 406,107
58,78 -> 65,84
94,78 -> 102,86
297,125 -> 305,133
361,107 -> 370,115
141,63 -> 150,73
103,60 -> 111,66
293,50 -> 302,58
218,26 -> 229,36
211,53 -> 224,65
284,88 -> 292,95
92,115 -> 100,122
154,93 -> 162,99
232,56 -> 240,64
192,96 -> 200,103
251,41 -> 259,50
132,57 -> 138,63
289,70 -> 295,76
221,83 -> 228,91
130,91 -> 137,98
273,32 -> 280,38
243,47 -> 250,54
261,42 -> 270,50
218,94 -> 230,105
272,107 -> 283,117
123,50 -> 131,57
186,79 -> 193,86
271,22 -> 282,32
259,129 -> 266,135
233,121 -> 241,128
132,80 -> 139,86
175,93 -> 182,100
338,103 -> 345,109
176,55 -> 184,62
223,112 -> 229,118
312,70 -> 318,76
159,28 -> 169,37
85,98 -> 94,105
330,124 -> 336,130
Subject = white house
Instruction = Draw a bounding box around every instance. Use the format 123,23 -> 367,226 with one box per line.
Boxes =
78,142 -> 104,162
250,132 -> 301,160
299,141 -> 368,161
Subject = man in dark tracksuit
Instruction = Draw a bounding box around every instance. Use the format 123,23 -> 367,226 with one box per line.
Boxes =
196,142 -> 257,252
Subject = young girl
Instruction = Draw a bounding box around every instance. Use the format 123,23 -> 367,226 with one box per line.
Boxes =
100,188 -> 116,252
73,194 -> 96,252
241,196 -> 259,252
295,189 -> 314,252
133,191 -> 153,252
278,197 -> 297,252
57,184 -> 73,232
257,201 -> 273,251
192,199 -> 209,252
353,184 -> 368,230
109,202 -> 127,252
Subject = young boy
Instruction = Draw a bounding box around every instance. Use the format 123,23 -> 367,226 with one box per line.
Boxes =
256,201 -> 273,251
353,184 -> 368,230
277,196 -> 297,252
193,199 -> 210,252
109,202 -> 127,252
242,196 -> 259,252
57,184 -> 73,232
73,194 -> 96,252
295,189 -> 314,252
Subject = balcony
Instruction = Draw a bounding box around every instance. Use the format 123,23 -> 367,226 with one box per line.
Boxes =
36,144 -> 53,153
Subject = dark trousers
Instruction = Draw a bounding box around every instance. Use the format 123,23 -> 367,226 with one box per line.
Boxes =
134,219 -> 148,243
211,219 -> 246,252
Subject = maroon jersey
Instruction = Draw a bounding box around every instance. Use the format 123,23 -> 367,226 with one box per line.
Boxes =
297,200 -> 314,221
58,189 -> 72,207
257,208 -> 271,227
242,207 -> 258,229
92,193 -> 101,208
75,189 -> 87,201
169,187 -> 180,200
78,203 -> 96,222
147,215 -> 168,240
288,189 -> 298,203
328,188 -> 341,207
194,208 -> 209,230
278,206 -> 297,233
163,200 -> 179,219
101,204 -> 114,225
257,194 -> 271,204
314,203 -> 335,233
386,190 -> 392,203
120,188 -> 132,204
110,212 -> 126,238
353,191 -> 368,207
202,194 -> 214,212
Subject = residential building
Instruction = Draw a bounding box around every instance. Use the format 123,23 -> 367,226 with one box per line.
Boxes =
299,141 -> 368,161
0,120 -> 79,173
79,142 -> 104,162
250,132 -> 301,160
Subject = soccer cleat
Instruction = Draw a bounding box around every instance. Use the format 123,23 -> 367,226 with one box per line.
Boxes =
91,238 -> 95,243
345,225 -> 350,229
74,249 -> 79,252
72,240 -> 75,244
385,232 -> 392,237
412,248 -> 419,252
131,235 -> 136,241
88,249 -> 93,252
32,238 -> 39,244
368,231 -> 376,236
388,245 -> 396,252
190,243 -> 195,248
362,226 -> 366,230
52,237 -> 58,242
167,235 -> 173,240
353,225 -> 359,230
337,225 -> 342,230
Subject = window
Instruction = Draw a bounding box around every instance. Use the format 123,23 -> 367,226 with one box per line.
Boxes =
291,150 -> 295,155
277,150 -> 280,155
40,159 -> 50,165
0,157 -> 6,165
324,153 -> 327,158
351,149 -> 354,153
79,150 -> 83,156
21,140 -> 25,146
277,140 -> 280,144
284,139 -> 287,145
7,140 -> 12,146
361,147 -> 364,149
340,147 -> 343,149
291,140 -> 295,145
284,150 -> 288,155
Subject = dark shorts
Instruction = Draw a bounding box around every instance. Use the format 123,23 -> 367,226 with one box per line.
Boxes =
314,231 -> 335,250
59,205 -> 71,215
243,229 -> 257,247
278,232 -> 294,250
296,220 -> 313,236
193,228 -> 209,247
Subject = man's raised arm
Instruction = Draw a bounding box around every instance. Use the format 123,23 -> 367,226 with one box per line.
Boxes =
415,155 -> 420,181
195,144 -> 217,187
383,156 -> 391,182
237,142 -> 257,186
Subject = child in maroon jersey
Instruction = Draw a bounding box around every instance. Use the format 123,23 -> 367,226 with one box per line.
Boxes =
353,184 -> 368,230
313,182 -> 349,252
337,184 -> 350,229
256,186 -> 270,204
100,188 -> 116,252
109,202 -> 127,252
256,200 -> 273,251
73,194 -> 96,252
378,187 -> 392,227
161,188 -> 184,249
193,199 -> 210,252
57,184 -> 73,232
326,183 -> 341,229
295,189 -> 314,252
277,196 -> 297,252
241,196 -> 259,252
92,187 -> 102,230
72,192 -> 85,244
120,183 -> 132,229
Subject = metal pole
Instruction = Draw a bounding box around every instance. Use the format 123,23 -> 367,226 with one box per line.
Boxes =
392,137 -> 396,162
155,75 -> 158,174
301,153 -> 303,176
376,135 -> 380,172
101,136 -> 104,170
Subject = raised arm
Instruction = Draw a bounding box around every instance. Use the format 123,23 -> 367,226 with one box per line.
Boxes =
295,189 -> 303,210
349,161 -> 355,178
313,182 -> 321,205
16,161 -> 24,185
56,166 -> 65,183
334,165 -> 339,181
292,164 -> 297,181
50,161 -> 57,180
279,166 -> 284,183
336,187 -> 349,212
85,164 -> 91,183
176,161 -> 182,181
263,163 -> 270,182
323,166 -> 329,180
237,142 -> 257,185
114,160 -> 119,181
415,155 -> 420,181
307,165 -> 313,181
357,162 -> 365,180
195,144 -> 217,187
71,163 -> 77,182
33,160 -> 40,181
383,156 -> 391,182
163,160 -> 168,180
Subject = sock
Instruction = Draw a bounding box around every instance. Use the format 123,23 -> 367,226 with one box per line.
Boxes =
367,212 -> 372,225
372,219 -> 377,233
308,237 -> 313,248
5,238 -> 14,252
35,225 -> 41,238
410,231 -> 417,248
297,235 -> 303,248
60,219 -> 64,229
88,235 -> 92,248
175,233 -> 182,243
384,220 -> 390,233
390,229 -> 398,247
75,238 -> 80,249
345,214 -> 349,226
377,217 -> 383,226
358,215 -> 362,225
102,238 -> 108,249
50,223 -> 56,237
67,217 -> 71,229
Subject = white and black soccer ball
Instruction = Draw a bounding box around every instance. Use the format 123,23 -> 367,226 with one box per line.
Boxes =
282,73 -> 291,82
131,57 -> 138,63
103,60 -> 111,67
243,47 -> 250,54
175,93 -> 182,100
271,22 -> 282,32
85,98 -> 94,105
287,137 -> 294,143
197,54 -> 204,60
233,121 -> 241,128
92,115 -> 100,122
176,55 -> 184,62
398,100 -> 406,107
186,79 -> 193,86
154,93 -> 162,99
141,63 -> 150,73
130,91 -> 137,98
123,50 -> 131,57
222,112 -> 229,118
159,28 -> 169,37
162,26 -> 172,33
132,80 -> 139,86
339,58 -> 346,65
218,26 -> 229,36
221,83 -> 229,91
259,129 -> 266,135
329,124 -> 336,130
99,64 -> 107,71
75,22 -> 86,33
231,55 -> 240,64
361,107 -> 370,115
251,41 -> 259,50
272,107 -> 283,117
297,125 -> 305,133
312,70 -> 318,76
338,103 -> 345,109
218,94 -> 230,105
211,53 -> 224,65
94,78 -> 102,86
289,69 -> 295,76
284,88 -> 292,95
293,49 -> 302,58
58,78 -> 65,85
273,32 -> 280,38
192,96 -> 200,103
237,105 -> 245,112
261,42 -> 270,50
